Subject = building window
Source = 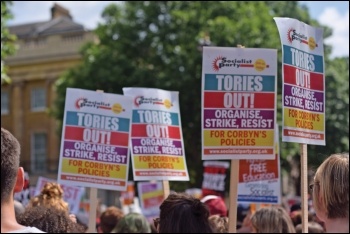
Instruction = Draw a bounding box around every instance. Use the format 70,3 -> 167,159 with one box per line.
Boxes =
31,88 -> 46,111
1,91 -> 9,115
32,133 -> 47,173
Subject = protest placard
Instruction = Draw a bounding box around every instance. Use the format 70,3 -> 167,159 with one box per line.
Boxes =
202,46 -> 277,233
137,181 -> 164,222
274,17 -> 325,145
274,17 -> 325,232
120,181 -> 135,206
57,88 -> 133,191
202,47 -> 277,160
201,161 -> 229,199
123,87 -> 189,181
237,125 -> 281,204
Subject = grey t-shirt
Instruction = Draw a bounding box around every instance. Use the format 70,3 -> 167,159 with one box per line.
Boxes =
6,227 -> 46,233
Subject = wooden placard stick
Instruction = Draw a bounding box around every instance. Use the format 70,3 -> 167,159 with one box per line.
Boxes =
87,89 -> 104,233
227,44 -> 245,233
162,180 -> 170,199
87,187 -> 98,233
300,143 -> 309,233
228,160 -> 239,233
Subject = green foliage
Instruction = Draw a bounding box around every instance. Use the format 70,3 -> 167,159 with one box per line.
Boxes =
1,1 -> 17,85
308,57 -> 349,166
54,1 -> 348,192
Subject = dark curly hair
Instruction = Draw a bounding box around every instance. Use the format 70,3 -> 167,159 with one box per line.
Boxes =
17,205 -> 84,233
159,192 -> 213,233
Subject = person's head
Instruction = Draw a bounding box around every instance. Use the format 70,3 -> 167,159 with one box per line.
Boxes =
237,204 -> 250,228
28,182 -> 69,213
312,153 -> 349,221
111,212 -> 151,233
17,205 -> 84,233
14,200 -> 25,218
290,210 -> 302,226
158,192 -> 213,233
290,203 -> 301,213
237,209 -> 253,233
201,195 -> 228,217
1,127 -> 24,204
208,214 -> 228,233
295,221 -> 324,233
99,206 -> 124,233
250,206 -> 296,233
242,209 -> 252,227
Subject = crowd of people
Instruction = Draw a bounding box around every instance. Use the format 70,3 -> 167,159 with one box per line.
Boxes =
1,127 -> 349,233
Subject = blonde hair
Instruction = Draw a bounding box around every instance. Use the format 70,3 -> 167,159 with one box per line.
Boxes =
28,182 -> 69,213
251,206 -> 296,233
313,153 -> 349,219
208,214 -> 229,233
295,222 -> 324,233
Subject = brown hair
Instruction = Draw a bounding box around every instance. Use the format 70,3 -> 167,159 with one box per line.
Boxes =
28,182 -> 69,213
251,206 -> 296,233
209,214 -> 229,233
1,128 -> 21,203
312,153 -> 349,219
159,192 -> 213,233
99,206 -> 124,233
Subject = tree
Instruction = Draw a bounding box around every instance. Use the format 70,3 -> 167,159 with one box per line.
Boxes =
1,1 -> 17,85
309,57 -> 349,163
54,1 -> 347,193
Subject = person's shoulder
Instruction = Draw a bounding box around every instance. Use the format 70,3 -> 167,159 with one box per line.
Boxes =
6,227 -> 46,233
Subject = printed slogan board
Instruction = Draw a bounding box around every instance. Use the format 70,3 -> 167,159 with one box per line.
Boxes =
201,161 -> 229,199
137,181 -> 164,222
58,88 -> 133,191
202,47 -> 277,160
123,87 -> 189,181
237,126 -> 281,204
274,17 -> 325,145
120,181 -> 135,206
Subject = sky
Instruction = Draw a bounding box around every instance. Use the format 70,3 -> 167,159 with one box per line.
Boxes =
7,1 -> 349,58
